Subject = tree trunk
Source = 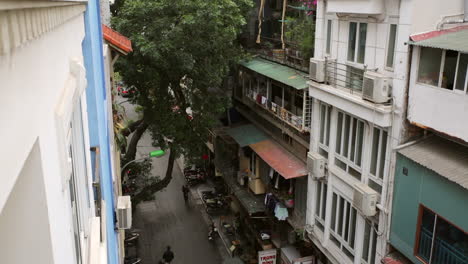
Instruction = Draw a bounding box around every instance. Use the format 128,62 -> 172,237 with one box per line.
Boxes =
123,121 -> 149,162
121,119 -> 144,137
132,147 -> 176,205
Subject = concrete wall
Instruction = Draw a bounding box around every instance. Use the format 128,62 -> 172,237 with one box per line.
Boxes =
409,0 -> 464,34
0,6 -> 89,263
0,141 -> 54,264
390,153 -> 468,263
407,47 -> 468,143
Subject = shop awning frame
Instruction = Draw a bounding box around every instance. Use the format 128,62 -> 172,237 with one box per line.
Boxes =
408,25 -> 468,53
249,140 -> 307,179
240,57 -> 309,90
227,124 -> 268,147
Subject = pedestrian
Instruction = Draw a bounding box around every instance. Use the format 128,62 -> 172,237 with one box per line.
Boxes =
162,245 -> 174,263
182,185 -> 189,202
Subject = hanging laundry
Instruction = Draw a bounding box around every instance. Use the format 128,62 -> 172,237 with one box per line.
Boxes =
274,204 -> 288,221
261,96 -> 267,106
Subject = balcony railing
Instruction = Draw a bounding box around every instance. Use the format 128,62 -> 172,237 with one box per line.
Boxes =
418,227 -> 468,264
325,59 -> 367,94
251,37 -> 310,73
244,89 -> 311,133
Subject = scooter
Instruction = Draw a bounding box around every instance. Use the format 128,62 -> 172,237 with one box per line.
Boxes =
208,224 -> 218,241
124,257 -> 141,264
124,232 -> 140,247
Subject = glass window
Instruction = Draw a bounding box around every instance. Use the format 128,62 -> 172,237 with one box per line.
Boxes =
315,182 -> 327,224
416,206 -> 468,264
455,53 -> 468,92
418,47 -> 443,86
346,66 -> 364,92
283,88 -> 292,111
386,24 -> 397,68
357,23 -> 367,63
362,221 -> 378,264
330,192 -> 358,259
348,22 -> 367,63
348,22 -> 357,61
335,111 -> 365,175
442,50 -> 458,90
293,90 -> 303,116
326,20 -> 332,54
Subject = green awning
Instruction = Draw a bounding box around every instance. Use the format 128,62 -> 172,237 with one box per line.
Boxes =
288,4 -> 315,11
227,124 -> 268,147
240,57 -> 309,90
409,28 -> 468,53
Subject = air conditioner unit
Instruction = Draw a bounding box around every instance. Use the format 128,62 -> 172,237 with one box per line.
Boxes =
307,152 -> 327,179
309,58 -> 326,83
116,196 -> 132,229
362,71 -> 392,103
353,183 -> 378,217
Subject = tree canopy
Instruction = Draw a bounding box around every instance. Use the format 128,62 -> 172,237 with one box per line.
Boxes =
113,0 -> 252,197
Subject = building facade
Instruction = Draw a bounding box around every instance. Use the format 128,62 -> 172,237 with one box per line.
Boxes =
306,1 -> 468,264
389,2 -> 468,263
0,1 -> 130,263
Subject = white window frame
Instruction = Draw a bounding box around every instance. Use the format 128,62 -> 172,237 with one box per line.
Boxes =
385,24 -> 398,70
417,48 -> 468,93
314,181 -> 328,231
318,103 -> 332,157
326,19 -> 332,55
329,191 -> 358,261
334,111 -> 365,180
361,220 -> 378,264
366,127 -> 388,193
347,22 -> 367,64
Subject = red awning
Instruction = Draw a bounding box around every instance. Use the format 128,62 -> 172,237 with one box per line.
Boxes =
102,24 -> 133,54
249,140 -> 307,179
410,24 -> 468,41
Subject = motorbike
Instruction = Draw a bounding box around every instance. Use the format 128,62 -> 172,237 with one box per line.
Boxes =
124,232 -> 140,247
208,224 -> 218,241
206,206 -> 229,215
124,257 -> 141,264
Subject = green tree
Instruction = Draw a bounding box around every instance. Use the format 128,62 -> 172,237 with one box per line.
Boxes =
113,0 -> 252,200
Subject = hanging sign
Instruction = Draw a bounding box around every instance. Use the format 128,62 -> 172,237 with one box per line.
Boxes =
259,249 -> 277,264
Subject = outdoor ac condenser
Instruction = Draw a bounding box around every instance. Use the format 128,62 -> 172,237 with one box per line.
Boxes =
309,58 -> 326,83
353,183 -> 378,217
117,195 -> 132,229
307,152 -> 327,179
362,71 -> 391,103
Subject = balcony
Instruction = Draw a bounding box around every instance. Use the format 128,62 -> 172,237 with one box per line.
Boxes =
308,59 -> 393,127
406,41 -> 468,142
418,227 -> 467,264
236,57 -> 312,133
252,37 -> 311,73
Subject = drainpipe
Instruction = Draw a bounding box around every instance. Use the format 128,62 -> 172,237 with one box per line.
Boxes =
436,0 -> 468,29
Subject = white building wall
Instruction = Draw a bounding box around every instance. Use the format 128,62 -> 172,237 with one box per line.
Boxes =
0,3 -> 97,264
307,0 -> 415,263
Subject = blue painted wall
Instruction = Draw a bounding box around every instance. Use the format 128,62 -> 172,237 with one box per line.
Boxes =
390,153 -> 468,263
82,0 -> 119,263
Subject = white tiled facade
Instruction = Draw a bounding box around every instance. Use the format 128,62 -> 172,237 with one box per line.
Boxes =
307,1 -> 412,264
307,1 -> 468,264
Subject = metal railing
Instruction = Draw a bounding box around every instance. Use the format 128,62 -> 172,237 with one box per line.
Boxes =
325,59 -> 367,94
244,90 -> 310,132
250,37 -> 310,73
418,227 -> 468,264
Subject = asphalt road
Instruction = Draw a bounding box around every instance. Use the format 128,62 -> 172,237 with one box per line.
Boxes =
120,97 -> 223,264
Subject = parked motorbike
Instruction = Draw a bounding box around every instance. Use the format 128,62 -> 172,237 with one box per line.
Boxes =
124,232 -> 140,247
124,257 -> 141,264
208,224 -> 218,241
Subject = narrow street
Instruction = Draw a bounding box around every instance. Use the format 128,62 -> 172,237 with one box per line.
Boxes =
121,99 -> 225,264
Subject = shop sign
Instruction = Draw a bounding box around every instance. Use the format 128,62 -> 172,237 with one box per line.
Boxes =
259,249 -> 277,264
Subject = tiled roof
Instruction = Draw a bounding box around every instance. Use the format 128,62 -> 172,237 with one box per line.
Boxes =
398,136 -> 468,189
102,24 -> 132,54
409,25 -> 468,53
